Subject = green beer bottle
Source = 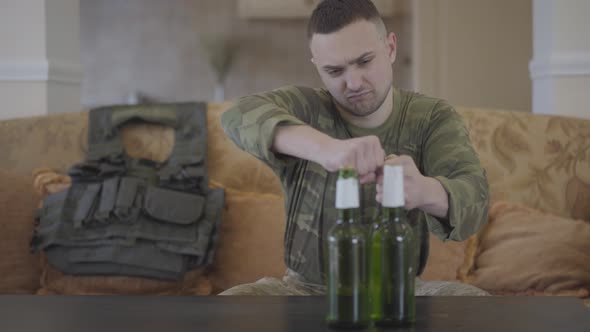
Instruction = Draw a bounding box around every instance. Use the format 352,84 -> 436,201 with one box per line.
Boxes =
369,165 -> 416,326
325,167 -> 369,329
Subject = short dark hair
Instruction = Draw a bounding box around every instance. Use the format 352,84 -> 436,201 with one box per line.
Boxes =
307,0 -> 384,39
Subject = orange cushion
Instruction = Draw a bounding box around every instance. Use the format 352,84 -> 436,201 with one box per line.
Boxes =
421,234 -> 468,282
0,169 -> 42,294
458,201 -> 590,297
207,184 -> 287,293
40,258 -> 211,295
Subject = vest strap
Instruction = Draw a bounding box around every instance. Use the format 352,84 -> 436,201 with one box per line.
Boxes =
94,177 -> 119,222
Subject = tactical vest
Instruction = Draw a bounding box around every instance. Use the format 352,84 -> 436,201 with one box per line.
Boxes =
31,102 -> 224,280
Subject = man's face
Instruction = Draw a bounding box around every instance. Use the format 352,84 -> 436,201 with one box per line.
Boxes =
310,20 -> 397,117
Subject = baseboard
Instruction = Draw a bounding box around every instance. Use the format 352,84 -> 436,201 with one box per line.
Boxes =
0,58 -> 82,84
530,53 -> 590,79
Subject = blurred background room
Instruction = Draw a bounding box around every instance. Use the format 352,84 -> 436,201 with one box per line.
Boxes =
0,0 -> 588,120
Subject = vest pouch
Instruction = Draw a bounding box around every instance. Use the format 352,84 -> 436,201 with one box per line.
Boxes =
94,177 -> 120,222
143,186 -> 205,225
114,177 -> 143,222
45,244 -> 186,280
66,244 -> 185,274
69,183 -> 102,228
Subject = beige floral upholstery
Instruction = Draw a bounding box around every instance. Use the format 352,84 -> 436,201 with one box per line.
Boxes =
457,107 -> 590,221
423,108 -> 590,283
0,111 -> 88,176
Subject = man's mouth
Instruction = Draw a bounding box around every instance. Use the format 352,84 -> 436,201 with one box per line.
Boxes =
347,91 -> 372,102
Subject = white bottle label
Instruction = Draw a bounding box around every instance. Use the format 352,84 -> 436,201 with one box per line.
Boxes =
335,178 -> 360,209
383,165 -> 405,208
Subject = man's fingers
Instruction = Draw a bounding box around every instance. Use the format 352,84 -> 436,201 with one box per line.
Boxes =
397,155 -> 414,166
338,153 -> 356,171
385,153 -> 398,163
359,172 -> 376,184
375,146 -> 385,169
355,148 -> 368,176
384,154 -> 415,169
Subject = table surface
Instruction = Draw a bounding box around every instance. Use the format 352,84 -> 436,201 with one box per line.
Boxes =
0,295 -> 588,332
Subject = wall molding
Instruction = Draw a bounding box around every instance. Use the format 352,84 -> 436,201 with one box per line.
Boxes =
412,0 -> 444,97
530,54 -> 590,79
0,59 -> 82,84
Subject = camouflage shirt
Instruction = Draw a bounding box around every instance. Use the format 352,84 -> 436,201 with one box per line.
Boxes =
221,86 -> 489,285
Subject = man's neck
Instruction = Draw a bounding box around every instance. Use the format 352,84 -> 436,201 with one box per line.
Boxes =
338,87 -> 394,129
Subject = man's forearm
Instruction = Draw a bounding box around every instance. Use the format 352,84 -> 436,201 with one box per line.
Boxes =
419,177 -> 449,219
272,124 -> 335,165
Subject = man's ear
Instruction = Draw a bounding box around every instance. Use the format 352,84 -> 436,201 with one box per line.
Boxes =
387,32 -> 397,64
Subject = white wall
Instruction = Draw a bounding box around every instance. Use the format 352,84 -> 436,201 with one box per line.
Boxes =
530,0 -> 590,119
0,1 -> 46,59
79,0 -> 413,108
45,0 -> 83,115
0,1 -> 46,119
0,0 -> 82,120
413,0 -> 532,112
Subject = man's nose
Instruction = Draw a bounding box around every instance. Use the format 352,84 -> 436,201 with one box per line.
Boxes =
345,69 -> 363,92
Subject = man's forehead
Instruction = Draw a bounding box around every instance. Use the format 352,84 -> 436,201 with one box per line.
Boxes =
310,20 -> 382,65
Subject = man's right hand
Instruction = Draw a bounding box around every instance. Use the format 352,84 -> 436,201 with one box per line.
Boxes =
272,125 -> 385,183
318,135 -> 385,184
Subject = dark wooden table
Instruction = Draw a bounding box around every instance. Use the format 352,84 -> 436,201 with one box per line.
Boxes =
0,295 -> 588,332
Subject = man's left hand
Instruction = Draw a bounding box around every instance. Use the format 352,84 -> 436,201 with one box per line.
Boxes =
376,154 -> 449,218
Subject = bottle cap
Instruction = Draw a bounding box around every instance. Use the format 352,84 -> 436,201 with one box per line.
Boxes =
382,165 -> 404,208
336,172 -> 359,209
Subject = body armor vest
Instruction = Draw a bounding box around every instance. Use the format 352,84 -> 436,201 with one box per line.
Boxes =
31,102 -> 224,280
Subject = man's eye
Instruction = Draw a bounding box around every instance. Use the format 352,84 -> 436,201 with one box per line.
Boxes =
328,69 -> 342,76
359,58 -> 372,65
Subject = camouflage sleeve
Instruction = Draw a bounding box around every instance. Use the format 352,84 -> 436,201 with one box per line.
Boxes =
220,86 -> 317,170
422,102 -> 490,241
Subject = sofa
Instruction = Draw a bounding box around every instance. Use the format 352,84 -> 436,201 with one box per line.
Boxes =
0,102 -> 588,306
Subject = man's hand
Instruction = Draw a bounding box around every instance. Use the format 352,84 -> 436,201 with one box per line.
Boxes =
318,135 -> 385,184
271,125 -> 384,184
376,155 -> 449,218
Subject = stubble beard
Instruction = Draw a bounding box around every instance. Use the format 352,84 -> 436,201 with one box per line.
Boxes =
336,85 -> 391,118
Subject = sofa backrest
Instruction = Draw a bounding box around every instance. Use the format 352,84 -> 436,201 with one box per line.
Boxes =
0,103 -> 282,196
1,103 -> 589,220
456,107 -> 590,221
0,110 -> 88,176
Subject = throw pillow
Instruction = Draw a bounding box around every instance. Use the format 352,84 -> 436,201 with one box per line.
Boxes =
458,201 -> 590,297
207,183 -> 287,293
0,168 -> 42,294
421,234 -> 468,282
33,169 -> 211,295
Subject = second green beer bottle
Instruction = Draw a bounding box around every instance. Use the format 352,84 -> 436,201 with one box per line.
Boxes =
325,167 -> 369,329
369,165 -> 417,326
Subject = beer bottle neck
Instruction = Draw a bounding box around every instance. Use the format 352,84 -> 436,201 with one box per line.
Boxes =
338,208 -> 355,224
381,207 -> 404,224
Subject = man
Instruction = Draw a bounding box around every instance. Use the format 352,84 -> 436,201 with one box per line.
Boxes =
220,0 -> 489,296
